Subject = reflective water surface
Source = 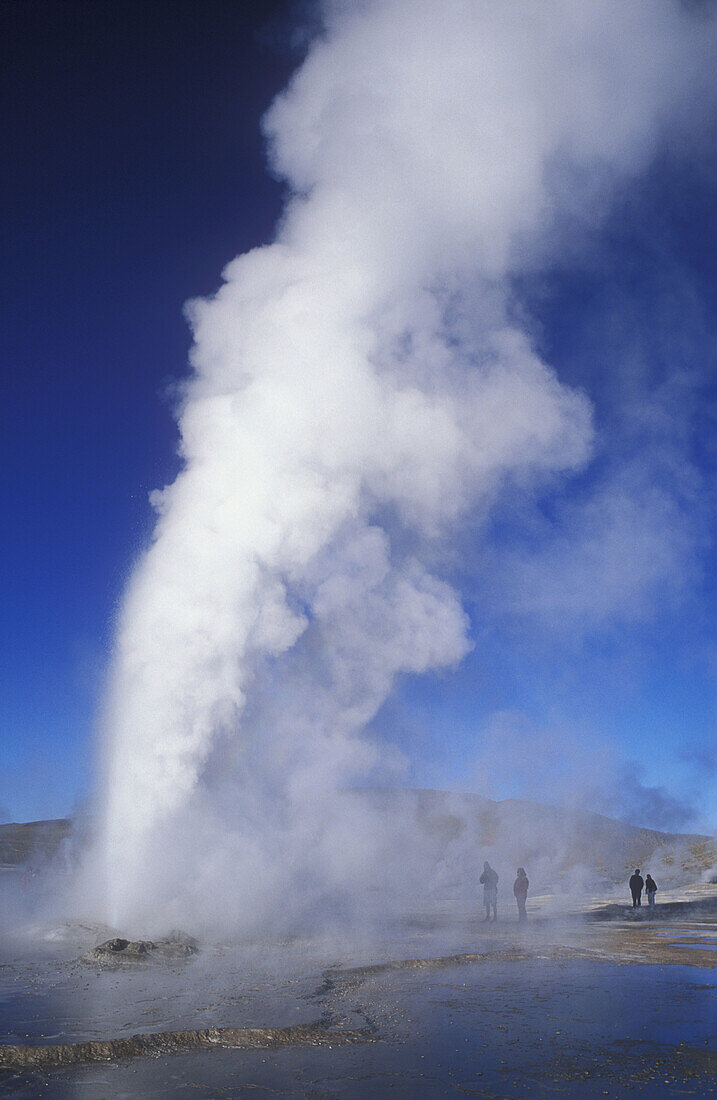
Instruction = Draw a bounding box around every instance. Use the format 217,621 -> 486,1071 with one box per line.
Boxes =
1,917 -> 715,1097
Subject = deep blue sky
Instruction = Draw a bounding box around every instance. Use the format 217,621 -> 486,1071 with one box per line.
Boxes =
2,1 -> 715,829
2,0 -> 297,822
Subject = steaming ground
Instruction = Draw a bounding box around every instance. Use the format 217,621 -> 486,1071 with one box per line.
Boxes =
1,894 -> 715,1097
2,800 -> 715,1094
4,789 -> 715,935
4,800 -> 714,1092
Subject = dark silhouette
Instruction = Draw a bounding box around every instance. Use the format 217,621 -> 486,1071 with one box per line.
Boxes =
513,867 -> 529,923
645,873 -> 657,908
480,860 -> 498,922
629,868 -> 644,907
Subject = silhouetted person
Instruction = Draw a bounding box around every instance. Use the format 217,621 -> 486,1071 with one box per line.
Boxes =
645,874 -> 657,908
480,861 -> 498,922
513,867 -> 529,923
629,868 -> 644,907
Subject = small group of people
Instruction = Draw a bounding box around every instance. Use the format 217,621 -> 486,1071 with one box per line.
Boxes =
478,863 -> 660,921
479,861 -> 529,924
629,868 -> 658,908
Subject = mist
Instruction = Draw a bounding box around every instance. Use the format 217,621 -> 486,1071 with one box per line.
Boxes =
78,0 -> 717,937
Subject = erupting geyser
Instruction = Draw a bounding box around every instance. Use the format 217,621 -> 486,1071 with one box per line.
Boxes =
92,0 -> 714,934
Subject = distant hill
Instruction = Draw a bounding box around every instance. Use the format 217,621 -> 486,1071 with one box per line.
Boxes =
351,788 -> 715,889
1,791 -> 713,889
0,818 -> 72,867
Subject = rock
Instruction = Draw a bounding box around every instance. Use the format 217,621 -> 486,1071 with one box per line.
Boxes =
81,932 -> 198,967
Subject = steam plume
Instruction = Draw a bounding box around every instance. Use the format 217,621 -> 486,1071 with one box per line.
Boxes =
93,0 -> 715,932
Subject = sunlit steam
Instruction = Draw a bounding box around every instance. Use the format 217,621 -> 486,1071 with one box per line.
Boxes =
91,0 -> 714,934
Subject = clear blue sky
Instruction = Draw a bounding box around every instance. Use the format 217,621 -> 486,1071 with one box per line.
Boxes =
2,0 -> 715,830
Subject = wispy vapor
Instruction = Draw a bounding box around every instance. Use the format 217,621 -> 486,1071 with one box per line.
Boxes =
89,0 -> 716,932
471,710 -> 698,833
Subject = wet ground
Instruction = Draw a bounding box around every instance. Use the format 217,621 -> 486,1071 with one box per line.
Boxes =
0,906 -> 715,1097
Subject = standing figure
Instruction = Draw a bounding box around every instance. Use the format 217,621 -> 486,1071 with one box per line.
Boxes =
629,868 -> 644,908
513,867 -> 529,923
645,874 -> 657,908
480,861 -> 499,922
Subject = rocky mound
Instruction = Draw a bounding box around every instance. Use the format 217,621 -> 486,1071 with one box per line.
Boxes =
81,932 -> 198,967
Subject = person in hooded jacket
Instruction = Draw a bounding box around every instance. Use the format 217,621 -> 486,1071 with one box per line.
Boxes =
645,873 -> 657,908
629,868 -> 644,907
479,861 -> 498,922
513,867 -> 529,923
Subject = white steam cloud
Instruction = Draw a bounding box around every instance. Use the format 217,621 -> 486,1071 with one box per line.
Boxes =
91,0 -> 715,933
